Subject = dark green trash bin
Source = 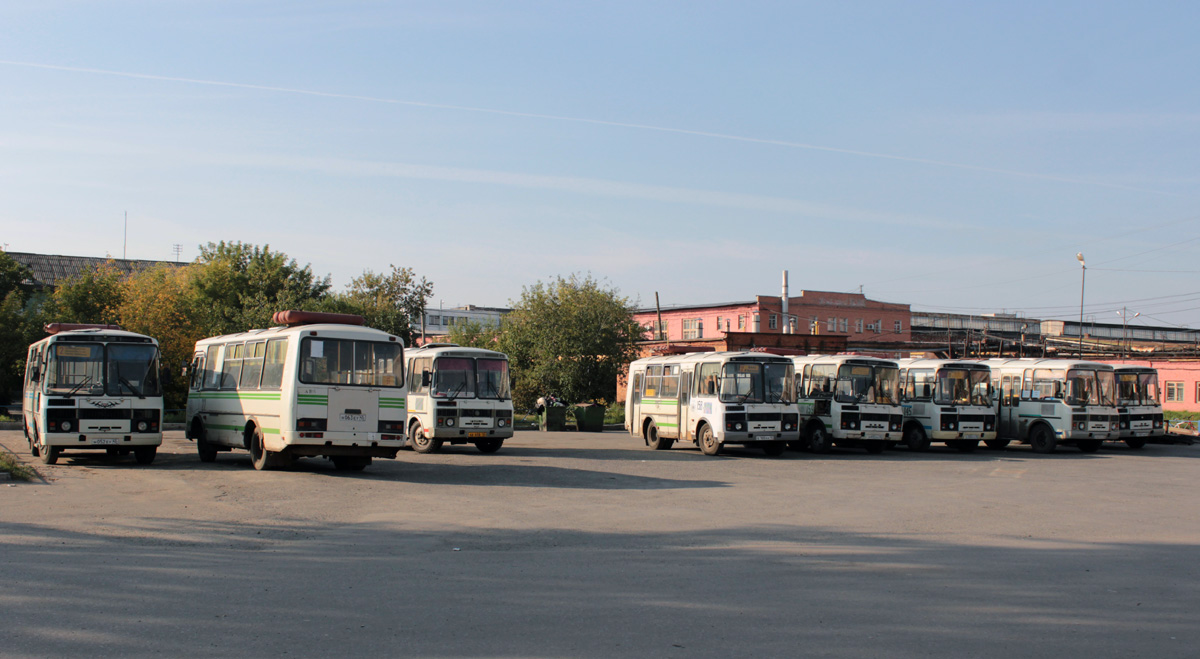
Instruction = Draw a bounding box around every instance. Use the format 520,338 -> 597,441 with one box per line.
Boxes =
540,406 -> 567,431
573,403 -> 606,432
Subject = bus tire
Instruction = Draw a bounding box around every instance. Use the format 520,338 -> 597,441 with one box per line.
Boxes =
761,441 -> 786,457
134,446 -> 157,465
474,439 -> 503,453
249,427 -> 279,470
985,439 -> 1010,450
410,422 -> 442,454
949,440 -> 978,453
29,424 -> 40,458
698,423 -> 721,456
1029,425 -> 1057,454
195,422 -> 218,463
807,425 -> 832,454
332,456 -> 370,471
645,422 -> 673,450
1125,438 -> 1147,450
904,425 -> 930,451
865,440 -> 887,454
39,443 -> 59,465
1076,439 -> 1102,453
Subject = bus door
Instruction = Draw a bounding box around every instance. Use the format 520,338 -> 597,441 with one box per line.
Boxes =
999,375 -> 1018,438
630,371 -> 643,437
678,370 -> 692,440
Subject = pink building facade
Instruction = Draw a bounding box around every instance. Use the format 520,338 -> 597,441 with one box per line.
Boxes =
633,290 -> 911,347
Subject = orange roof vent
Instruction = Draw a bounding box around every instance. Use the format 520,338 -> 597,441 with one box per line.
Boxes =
272,310 -> 365,327
45,323 -> 122,335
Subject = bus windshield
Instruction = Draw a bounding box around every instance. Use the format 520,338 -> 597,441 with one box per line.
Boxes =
836,364 -> 899,405
720,362 -> 764,403
107,344 -> 162,397
934,368 -> 990,407
477,358 -> 511,400
764,362 -> 795,403
45,342 -> 162,397
1065,369 -> 1113,406
1118,372 -> 1159,405
300,338 -> 403,388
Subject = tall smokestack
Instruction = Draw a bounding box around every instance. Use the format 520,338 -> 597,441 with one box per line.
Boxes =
781,270 -> 789,334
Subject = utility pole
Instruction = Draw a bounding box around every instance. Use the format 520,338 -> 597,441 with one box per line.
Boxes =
1076,253 -> 1086,358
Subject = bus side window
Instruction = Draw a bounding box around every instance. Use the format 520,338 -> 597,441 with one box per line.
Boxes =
205,345 -> 222,390
660,365 -> 679,398
189,353 -> 206,391
260,339 -> 288,390
1000,376 -> 1010,407
697,363 -> 719,396
644,365 -> 662,398
631,372 -> 643,401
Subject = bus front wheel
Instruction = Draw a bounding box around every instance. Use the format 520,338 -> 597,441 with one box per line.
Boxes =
1029,425 -> 1057,454
985,439 -> 1010,450
410,423 -> 443,454
195,422 -> 218,463
698,424 -> 721,456
39,443 -> 59,465
475,439 -> 503,453
1076,439 -> 1102,453
904,426 -> 930,451
761,441 -> 786,457
807,425 -> 833,454
249,427 -> 287,470
1125,438 -> 1147,450
134,446 -> 157,465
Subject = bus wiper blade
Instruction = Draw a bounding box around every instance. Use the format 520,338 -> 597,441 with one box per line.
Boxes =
67,376 -> 93,397
119,375 -> 145,399
448,381 -> 467,400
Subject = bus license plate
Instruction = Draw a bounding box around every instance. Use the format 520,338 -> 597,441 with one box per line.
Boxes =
865,432 -> 885,440
964,433 -> 981,439
93,437 -> 119,445
468,432 -> 486,438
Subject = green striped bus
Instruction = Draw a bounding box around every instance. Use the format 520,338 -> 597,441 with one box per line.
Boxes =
184,311 -> 406,471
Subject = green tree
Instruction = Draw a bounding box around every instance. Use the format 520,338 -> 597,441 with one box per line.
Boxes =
0,252 -> 41,402
47,261 -> 124,325
340,265 -> 433,344
446,319 -> 502,349
498,274 -> 643,409
116,264 -> 205,409
192,241 -> 331,334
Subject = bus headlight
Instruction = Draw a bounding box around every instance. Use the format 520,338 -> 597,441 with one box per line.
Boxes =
60,420 -> 72,432
736,422 -> 744,431
445,418 -> 455,427
137,421 -> 148,432
497,418 -> 507,427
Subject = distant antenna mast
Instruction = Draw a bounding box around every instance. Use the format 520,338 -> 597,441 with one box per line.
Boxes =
123,211 -> 128,260
171,244 -> 183,262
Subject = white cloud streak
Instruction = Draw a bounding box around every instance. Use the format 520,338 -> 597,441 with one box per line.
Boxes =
0,59 -> 1172,195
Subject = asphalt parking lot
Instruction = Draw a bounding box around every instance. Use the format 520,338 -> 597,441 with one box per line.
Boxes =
1,429 -> 1198,658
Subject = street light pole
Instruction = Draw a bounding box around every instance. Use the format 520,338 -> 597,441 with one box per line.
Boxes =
1076,253 -> 1086,358
1117,308 -> 1140,361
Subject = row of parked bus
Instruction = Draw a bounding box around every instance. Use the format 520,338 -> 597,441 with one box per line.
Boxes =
623,351 -> 1164,457
19,312 -> 1166,471
21,312 -> 514,470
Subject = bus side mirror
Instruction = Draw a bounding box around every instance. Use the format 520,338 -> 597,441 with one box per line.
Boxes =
421,370 -> 431,387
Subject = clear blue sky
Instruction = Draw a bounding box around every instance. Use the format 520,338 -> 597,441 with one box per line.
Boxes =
2,1 -> 1198,328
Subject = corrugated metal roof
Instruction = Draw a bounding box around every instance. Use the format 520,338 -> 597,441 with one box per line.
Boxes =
4,251 -> 184,289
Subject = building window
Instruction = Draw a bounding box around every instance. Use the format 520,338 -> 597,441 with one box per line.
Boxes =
738,315 -> 745,329
839,318 -> 848,333
894,320 -> 903,334
1196,382 -> 1200,403
683,318 -> 703,339
716,316 -> 722,332
769,314 -> 778,330
855,319 -> 863,334
428,315 -> 440,326
827,317 -> 836,332
1166,381 -> 1185,402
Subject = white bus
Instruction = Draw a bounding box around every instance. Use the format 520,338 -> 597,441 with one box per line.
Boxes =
1113,365 -> 1164,449
404,344 -> 514,453
22,323 -> 164,465
184,311 -> 406,471
625,351 -> 799,456
896,358 -> 996,452
980,358 -> 1119,453
791,355 -> 903,454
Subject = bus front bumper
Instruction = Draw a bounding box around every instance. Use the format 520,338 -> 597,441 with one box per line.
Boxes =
42,432 -> 162,448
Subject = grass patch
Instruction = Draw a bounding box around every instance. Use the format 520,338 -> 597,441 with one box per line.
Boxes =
1165,411 -> 1200,423
0,449 -> 37,481
0,414 -> 13,423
